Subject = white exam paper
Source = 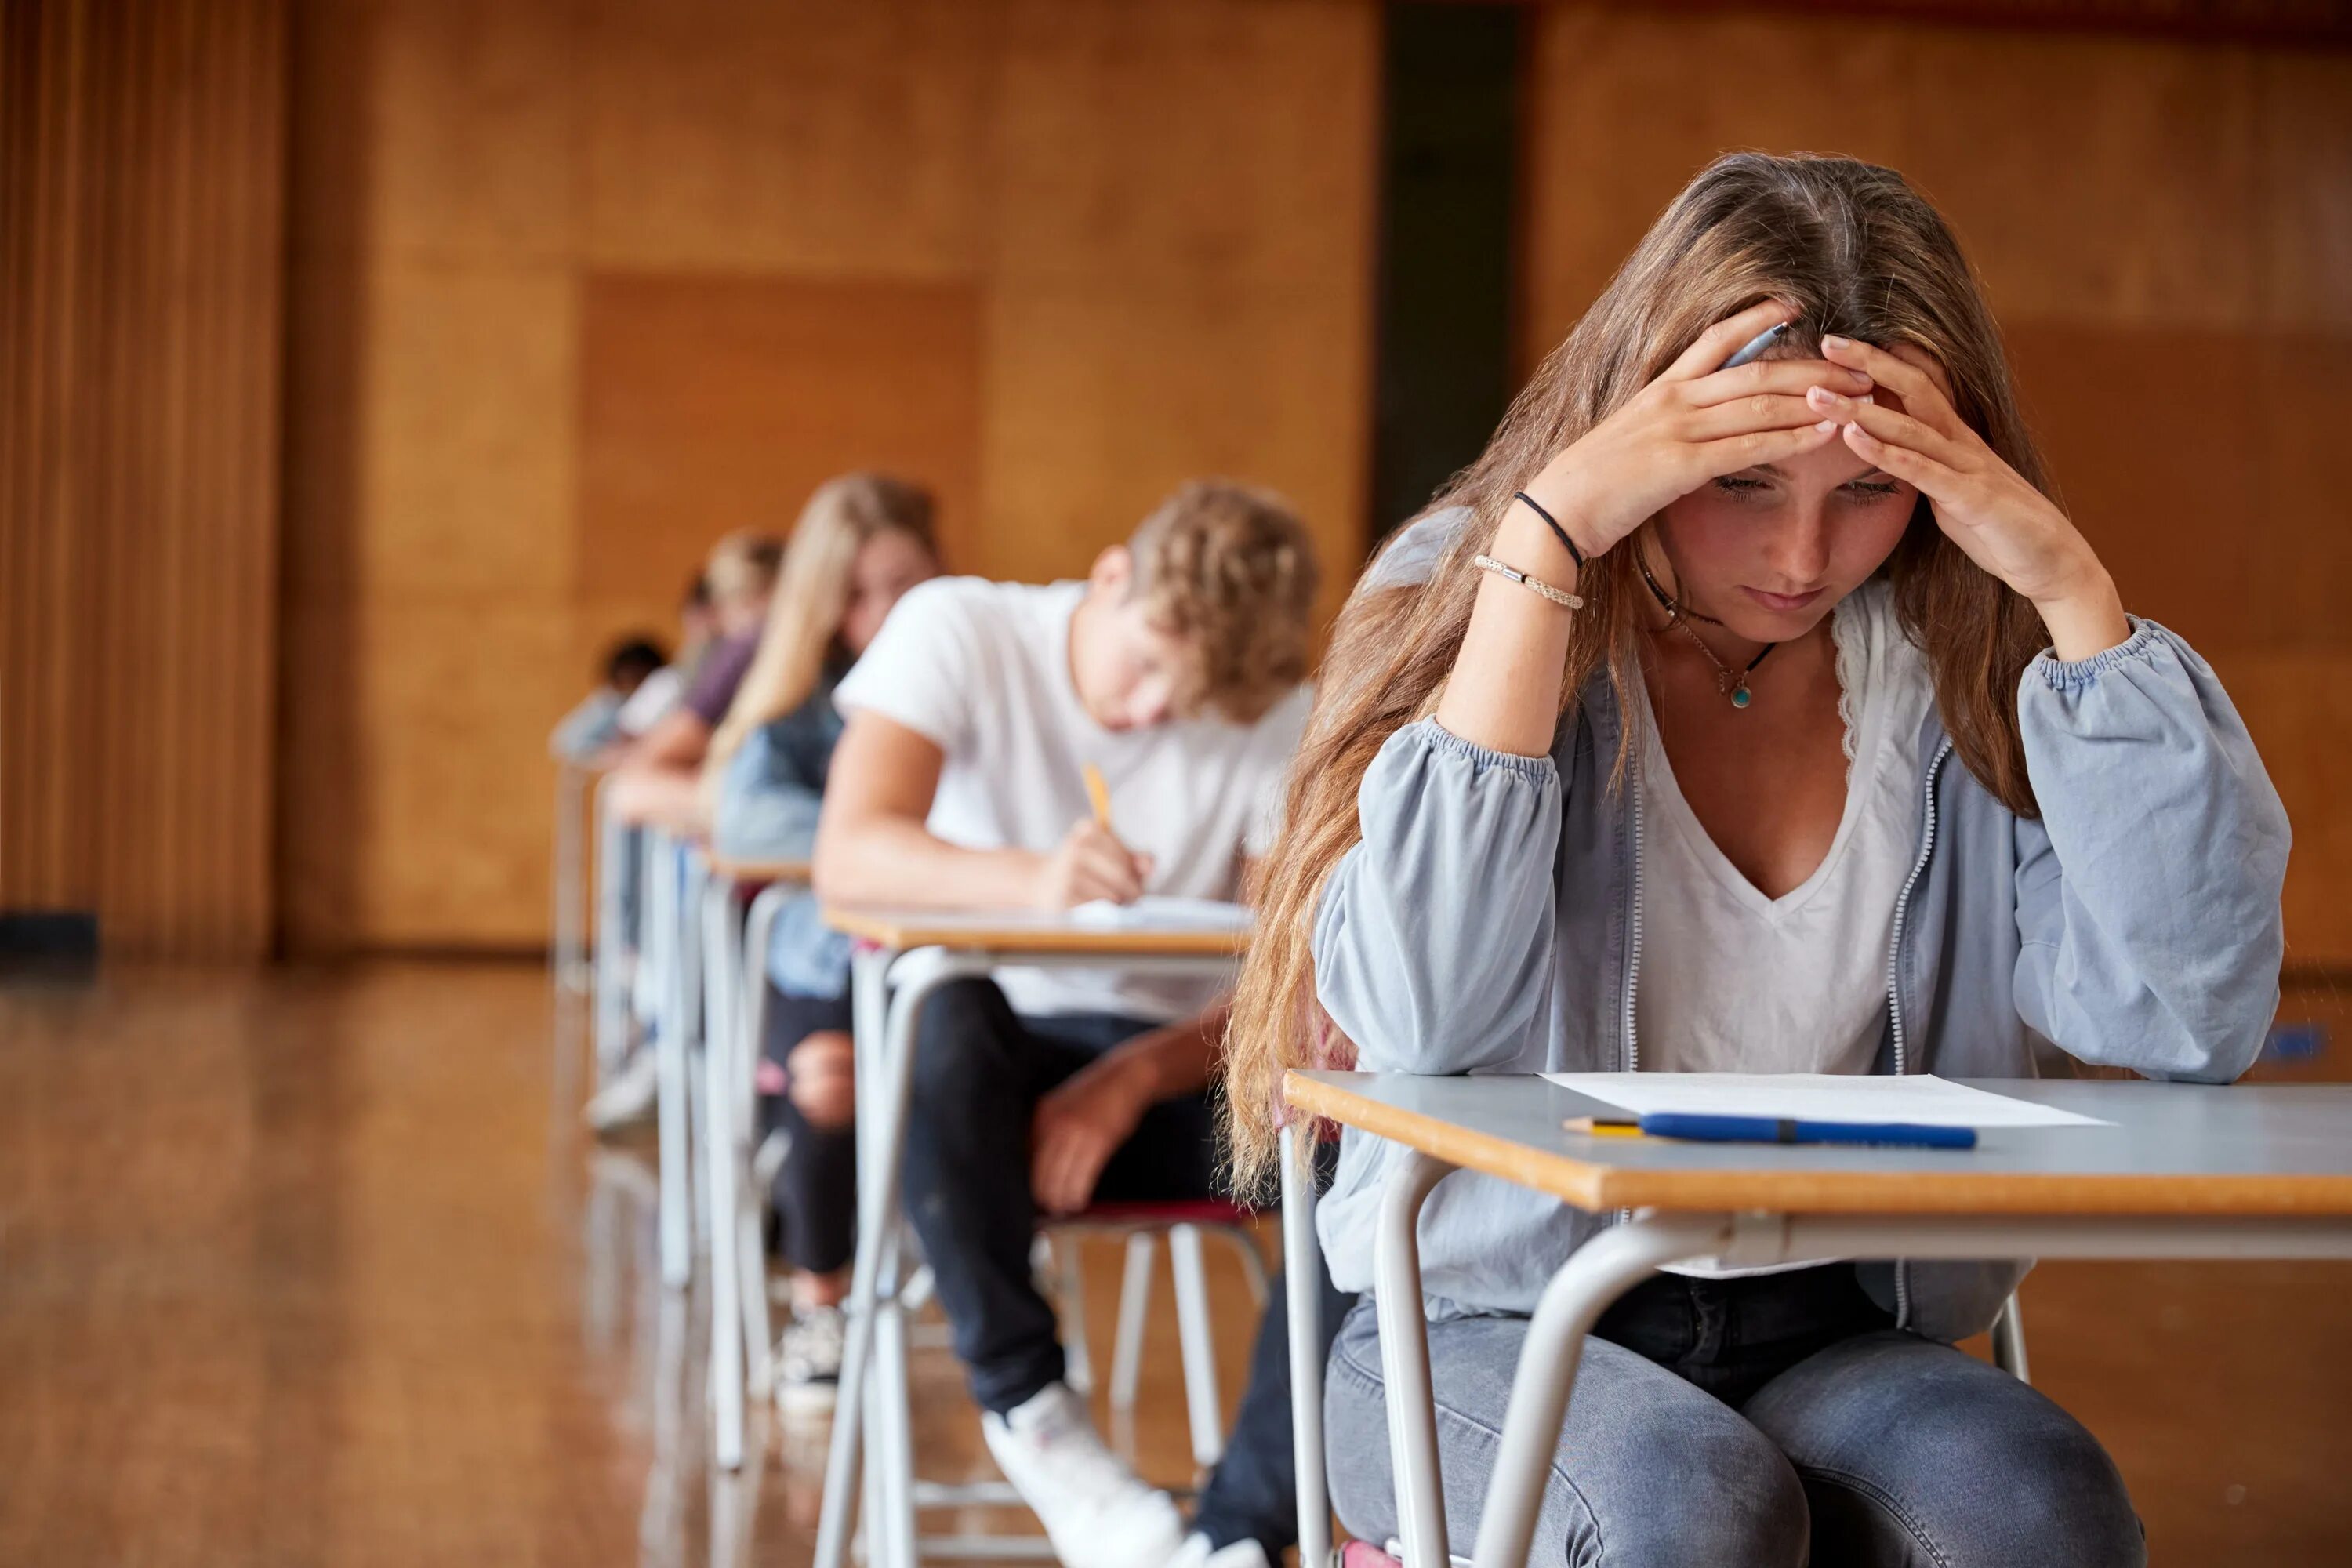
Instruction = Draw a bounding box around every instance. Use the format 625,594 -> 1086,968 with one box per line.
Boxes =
1068,895 -> 1253,933
1540,1072 -> 2109,1129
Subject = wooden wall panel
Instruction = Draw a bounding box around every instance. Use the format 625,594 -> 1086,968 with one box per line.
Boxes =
1519,5 -> 2352,960
0,0 -> 288,959
579,0 -> 992,279
981,1 -> 1379,606
278,0 -> 1381,950
577,274 -> 985,631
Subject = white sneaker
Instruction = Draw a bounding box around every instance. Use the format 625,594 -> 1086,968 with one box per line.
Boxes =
982,1383 -> 1185,1568
1166,1534 -> 1272,1568
774,1304 -> 845,1414
583,1048 -> 659,1134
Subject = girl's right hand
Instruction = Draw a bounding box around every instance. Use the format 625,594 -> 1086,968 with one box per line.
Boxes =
1518,300 -> 1876,558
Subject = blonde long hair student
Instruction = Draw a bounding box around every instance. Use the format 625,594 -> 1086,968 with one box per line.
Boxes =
1226,154 -> 2286,1567
706,472 -> 940,1410
707,472 -> 942,777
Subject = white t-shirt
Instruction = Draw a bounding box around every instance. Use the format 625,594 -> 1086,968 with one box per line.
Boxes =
1634,580 -> 1935,1276
834,575 -> 1312,1022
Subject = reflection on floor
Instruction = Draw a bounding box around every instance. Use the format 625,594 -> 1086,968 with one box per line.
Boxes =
0,960 -> 2347,1565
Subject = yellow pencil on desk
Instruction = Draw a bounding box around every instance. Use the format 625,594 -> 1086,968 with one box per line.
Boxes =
1566,1116 -> 1644,1138
1083,762 -> 1112,827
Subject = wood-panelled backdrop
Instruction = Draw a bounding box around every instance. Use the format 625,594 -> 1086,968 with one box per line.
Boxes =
1519,5 -> 2352,967
0,0 -> 287,960
11,2 -> 2351,963
278,0 -> 1382,951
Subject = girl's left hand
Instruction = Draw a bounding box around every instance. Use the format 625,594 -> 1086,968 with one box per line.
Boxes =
1809,335 -> 2132,661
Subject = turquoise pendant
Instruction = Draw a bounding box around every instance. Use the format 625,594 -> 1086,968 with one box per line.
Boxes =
1730,684 -> 1752,710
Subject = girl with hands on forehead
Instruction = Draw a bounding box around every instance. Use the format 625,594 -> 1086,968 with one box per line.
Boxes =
1814,332 -> 2132,659
1223,153 -> 2288,1568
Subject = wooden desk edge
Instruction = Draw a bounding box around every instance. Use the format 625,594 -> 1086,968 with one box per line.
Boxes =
707,857 -> 812,885
824,904 -> 1247,956
1281,1071 -> 2352,1218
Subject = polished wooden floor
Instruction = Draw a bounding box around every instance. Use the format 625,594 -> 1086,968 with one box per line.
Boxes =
2,961 -> 2348,1565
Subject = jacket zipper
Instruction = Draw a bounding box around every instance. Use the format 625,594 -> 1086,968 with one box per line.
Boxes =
1622,780 -> 1646,1073
1609,779 -> 1646,1231
1884,736 -> 1952,1076
1882,735 -> 1953,1328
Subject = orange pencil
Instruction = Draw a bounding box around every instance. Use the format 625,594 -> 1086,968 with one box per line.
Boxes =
1082,763 -> 1112,829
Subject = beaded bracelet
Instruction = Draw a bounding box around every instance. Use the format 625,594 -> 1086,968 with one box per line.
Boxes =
1474,554 -> 1584,612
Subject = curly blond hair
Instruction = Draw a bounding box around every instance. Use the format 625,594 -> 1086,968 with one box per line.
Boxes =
1127,481 -> 1320,724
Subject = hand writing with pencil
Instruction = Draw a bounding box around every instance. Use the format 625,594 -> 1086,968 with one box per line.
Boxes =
1029,820 -> 1152,908
1029,760 -> 1152,909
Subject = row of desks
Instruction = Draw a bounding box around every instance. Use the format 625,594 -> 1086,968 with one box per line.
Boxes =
672,858 -> 2352,1568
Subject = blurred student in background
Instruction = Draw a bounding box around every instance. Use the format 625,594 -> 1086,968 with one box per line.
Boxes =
675,571 -> 720,680
603,572 -> 724,747
550,635 -> 668,764
587,528 -> 785,1133
813,482 -> 1319,1568
607,530 -> 786,829
702,473 -> 942,1410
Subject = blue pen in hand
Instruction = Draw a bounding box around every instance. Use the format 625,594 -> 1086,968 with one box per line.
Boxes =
1719,321 -> 1791,368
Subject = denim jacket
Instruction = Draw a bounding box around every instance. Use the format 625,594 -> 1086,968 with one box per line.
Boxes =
1312,592 -> 2291,1341
713,666 -> 854,999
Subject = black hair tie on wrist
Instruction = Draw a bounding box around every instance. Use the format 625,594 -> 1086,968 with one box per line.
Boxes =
1512,490 -> 1584,568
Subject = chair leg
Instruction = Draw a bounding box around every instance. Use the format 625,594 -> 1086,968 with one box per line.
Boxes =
1059,1236 -> 1094,1396
1991,1290 -> 2032,1384
1168,1224 -> 1225,1470
1209,1222 -> 1271,1308
1110,1231 -> 1156,1412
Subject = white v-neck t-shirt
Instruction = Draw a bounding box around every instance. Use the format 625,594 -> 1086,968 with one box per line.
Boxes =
1633,582 -> 1934,1275
1635,580 -> 1933,1074
835,575 -> 1312,1023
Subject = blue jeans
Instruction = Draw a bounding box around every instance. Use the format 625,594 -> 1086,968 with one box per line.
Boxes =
1327,1265 -> 2143,1568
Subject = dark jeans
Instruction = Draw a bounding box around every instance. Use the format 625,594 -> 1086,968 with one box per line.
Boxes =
1329,1265 -> 2144,1568
1192,1184 -> 1353,1558
760,987 -> 858,1276
902,978 -> 1221,1414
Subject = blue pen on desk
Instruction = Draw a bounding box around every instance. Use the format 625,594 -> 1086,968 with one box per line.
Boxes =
1567,1113 -> 1977,1150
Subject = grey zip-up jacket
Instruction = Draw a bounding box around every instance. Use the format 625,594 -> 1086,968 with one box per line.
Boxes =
1312,544 -> 2291,1341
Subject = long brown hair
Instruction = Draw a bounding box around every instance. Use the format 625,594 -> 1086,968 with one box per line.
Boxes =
705,473 -> 938,774
1225,152 -> 2052,1192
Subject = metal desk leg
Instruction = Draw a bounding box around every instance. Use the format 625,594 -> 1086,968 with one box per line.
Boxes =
682,854 -> 712,1254
737,884 -> 792,1393
651,829 -> 693,1289
1281,1123 -> 1331,1568
1374,1153 -> 1454,1568
554,762 -> 590,997
872,1172 -> 918,1568
1468,1215 -> 1732,1568
703,874 -> 746,1470
592,775 -> 632,1083
813,943 -> 904,1568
